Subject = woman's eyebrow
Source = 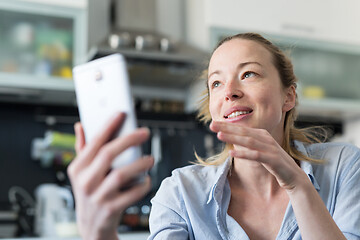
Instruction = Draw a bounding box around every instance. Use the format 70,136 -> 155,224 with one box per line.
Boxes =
208,70 -> 220,80
237,61 -> 263,70
208,61 -> 263,79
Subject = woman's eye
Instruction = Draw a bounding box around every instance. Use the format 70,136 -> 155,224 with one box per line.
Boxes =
243,71 -> 256,79
211,81 -> 221,88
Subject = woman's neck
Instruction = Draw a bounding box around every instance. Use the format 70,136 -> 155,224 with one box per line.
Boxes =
229,157 -> 282,200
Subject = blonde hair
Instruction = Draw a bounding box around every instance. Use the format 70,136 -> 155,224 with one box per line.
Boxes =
196,32 -> 326,166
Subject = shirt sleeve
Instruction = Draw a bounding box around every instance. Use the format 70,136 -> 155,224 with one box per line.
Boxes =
332,146 -> 360,239
147,173 -> 191,240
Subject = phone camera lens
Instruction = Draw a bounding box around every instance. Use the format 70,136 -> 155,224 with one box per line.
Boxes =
95,71 -> 103,81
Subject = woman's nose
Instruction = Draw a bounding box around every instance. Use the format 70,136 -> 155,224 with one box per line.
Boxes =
224,79 -> 243,101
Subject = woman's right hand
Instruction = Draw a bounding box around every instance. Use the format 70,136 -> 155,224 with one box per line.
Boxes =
67,113 -> 154,240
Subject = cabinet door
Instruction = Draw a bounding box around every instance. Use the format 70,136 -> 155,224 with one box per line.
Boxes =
276,0 -> 330,41
205,0 -> 283,34
206,0 -> 360,45
206,0 -> 326,38
0,0 -> 88,105
325,0 -> 360,45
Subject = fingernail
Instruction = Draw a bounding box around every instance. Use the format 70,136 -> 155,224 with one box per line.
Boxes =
144,155 -> 154,168
139,127 -> 150,135
114,112 -> 124,118
74,122 -> 81,132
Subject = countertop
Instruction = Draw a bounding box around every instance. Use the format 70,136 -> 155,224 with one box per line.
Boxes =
2,232 -> 150,240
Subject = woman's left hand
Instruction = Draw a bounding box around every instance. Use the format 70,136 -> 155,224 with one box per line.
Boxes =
210,121 -> 305,191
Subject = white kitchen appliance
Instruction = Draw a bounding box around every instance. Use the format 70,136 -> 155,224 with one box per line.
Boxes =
34,184 -> 77,237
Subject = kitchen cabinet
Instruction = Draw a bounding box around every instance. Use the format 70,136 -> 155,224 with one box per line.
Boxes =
287,42 -> 360,120
0,0 -> 109,105
3,232 -> 150,240
205,0 -> 360,46
324,0 -> 360,45
205,0 -> 280,36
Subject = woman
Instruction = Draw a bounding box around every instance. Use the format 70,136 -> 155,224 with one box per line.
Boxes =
68,33 -> 360,240
147,33 -> 360,239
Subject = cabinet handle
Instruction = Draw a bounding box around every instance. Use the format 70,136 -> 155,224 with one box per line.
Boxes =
34,115 -> 79,125
0,87 -> 41,97
282,24 -> 315,34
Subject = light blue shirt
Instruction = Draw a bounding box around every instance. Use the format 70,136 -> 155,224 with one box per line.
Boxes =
148,141 -> 360,239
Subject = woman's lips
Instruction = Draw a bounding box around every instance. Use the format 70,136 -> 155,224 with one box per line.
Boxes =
224,107 -> 253,119
223,106 -> 253,122
225,110 -> 252,119
224,110 -> 253,122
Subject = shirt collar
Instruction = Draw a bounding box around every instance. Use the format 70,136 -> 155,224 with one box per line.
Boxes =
294,141 -> 321,191
207,157 -> 232,204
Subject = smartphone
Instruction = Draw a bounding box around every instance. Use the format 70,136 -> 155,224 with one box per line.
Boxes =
73,54 -> 141,169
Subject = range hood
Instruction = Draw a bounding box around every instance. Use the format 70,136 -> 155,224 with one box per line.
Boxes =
90,0 -> 209,101
93,29 -> 209,98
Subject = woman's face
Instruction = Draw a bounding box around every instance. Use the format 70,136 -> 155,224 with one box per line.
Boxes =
208,39 -> 295,142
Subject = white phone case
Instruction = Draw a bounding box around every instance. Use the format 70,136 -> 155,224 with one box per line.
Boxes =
73,54 -> 141,169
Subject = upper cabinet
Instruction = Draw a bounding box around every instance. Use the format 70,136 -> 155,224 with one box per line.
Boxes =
0,0 -> 109,105
324,0 -> 360,45
205,0 -> 360,46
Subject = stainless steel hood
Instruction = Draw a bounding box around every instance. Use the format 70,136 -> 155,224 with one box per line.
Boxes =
93,29 -> 209,94
91,0 -> 209,100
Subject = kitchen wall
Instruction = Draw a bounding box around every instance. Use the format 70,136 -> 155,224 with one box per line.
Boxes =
184,0 -> 209,51
342,118 -> 360,147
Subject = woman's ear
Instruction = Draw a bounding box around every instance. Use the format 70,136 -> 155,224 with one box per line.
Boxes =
283,85 -> 296,112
